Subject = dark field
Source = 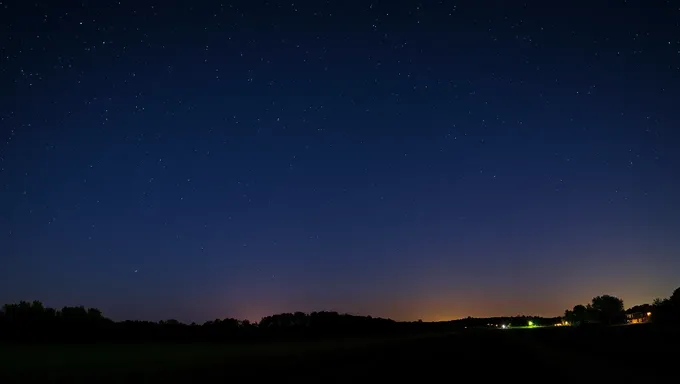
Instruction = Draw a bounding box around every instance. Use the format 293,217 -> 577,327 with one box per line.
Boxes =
1,324 -> 676,382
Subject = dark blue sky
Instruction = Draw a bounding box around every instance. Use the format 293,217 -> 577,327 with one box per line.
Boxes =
2,0 -> 679,322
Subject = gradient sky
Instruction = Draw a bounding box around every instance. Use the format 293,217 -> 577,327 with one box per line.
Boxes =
1,0 -> 679,323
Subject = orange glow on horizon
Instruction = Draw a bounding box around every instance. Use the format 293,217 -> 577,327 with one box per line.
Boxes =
211,275 -> 671,323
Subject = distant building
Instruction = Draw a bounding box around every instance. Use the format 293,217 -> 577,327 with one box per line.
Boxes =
626,311 -> 651,324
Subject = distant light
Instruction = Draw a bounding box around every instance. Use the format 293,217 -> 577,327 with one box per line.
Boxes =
647,312 -> 652,316
501,324 -> 507,329
528,321 -> 534,326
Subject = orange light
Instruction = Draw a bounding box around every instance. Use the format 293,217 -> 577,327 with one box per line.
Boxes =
647,312 -> 652,316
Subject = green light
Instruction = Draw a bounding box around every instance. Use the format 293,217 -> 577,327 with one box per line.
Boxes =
528,321 -> 534,326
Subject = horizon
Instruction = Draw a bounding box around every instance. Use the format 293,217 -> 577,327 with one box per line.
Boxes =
0,290 -> 659,324
2,0 -> 679,324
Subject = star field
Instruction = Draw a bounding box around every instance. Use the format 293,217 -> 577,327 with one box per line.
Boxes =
1,0 -> 680,323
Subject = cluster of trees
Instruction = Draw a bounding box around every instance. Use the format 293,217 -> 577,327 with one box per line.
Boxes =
651,287 -> 680,325
563,286 -> 680,326
0,301 -> 446,343
1,301 -> 106,323
564,295 -> 626,325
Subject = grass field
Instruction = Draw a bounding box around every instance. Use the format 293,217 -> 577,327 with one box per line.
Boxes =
1,324 -> 675,382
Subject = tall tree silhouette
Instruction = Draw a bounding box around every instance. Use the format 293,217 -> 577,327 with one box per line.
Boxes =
651,286 -> 680,325
590,295 -> 625,325
670,287 -> 680,305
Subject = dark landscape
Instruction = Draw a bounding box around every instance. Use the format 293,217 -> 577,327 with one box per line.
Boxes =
2,287 -> 679,381
1,324 -> 677,381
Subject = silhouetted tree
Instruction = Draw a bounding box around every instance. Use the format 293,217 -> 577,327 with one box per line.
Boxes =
670,287 -> 680,305
575,304 -> 590,323
87,308 -> 104,319
564,304 -> 590,325
590,295 -> 625,325
651,287 -> 680,325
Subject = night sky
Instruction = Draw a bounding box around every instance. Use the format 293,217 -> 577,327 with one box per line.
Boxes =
2,0 -> 679,323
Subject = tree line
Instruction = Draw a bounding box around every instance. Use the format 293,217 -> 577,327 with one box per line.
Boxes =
563,286 -> 680,326
0,301 -> 561,343
2,286 -> 679,343
0,302 -> 409,343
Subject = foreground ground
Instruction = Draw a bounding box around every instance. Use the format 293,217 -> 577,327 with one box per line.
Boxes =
1,324 -> 676,382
